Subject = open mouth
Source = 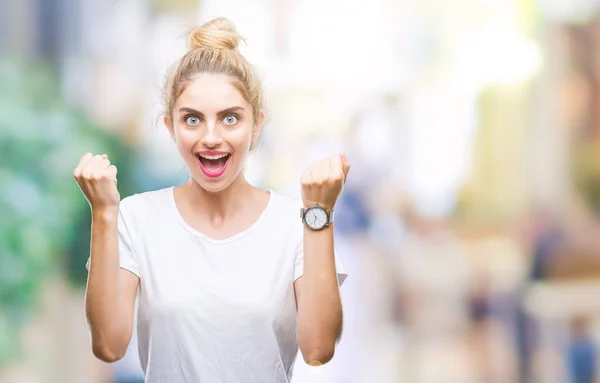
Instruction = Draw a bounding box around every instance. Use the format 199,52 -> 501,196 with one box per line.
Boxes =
196,153 -> 231,178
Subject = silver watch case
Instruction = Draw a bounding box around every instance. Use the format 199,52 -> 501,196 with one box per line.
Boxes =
300,205 -> 334,231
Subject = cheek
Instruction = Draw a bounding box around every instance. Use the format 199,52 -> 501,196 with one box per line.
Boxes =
173,128 -> 196,151
229,127 -> 253,151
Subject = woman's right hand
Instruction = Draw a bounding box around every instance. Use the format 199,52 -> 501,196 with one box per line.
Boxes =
73,153 -> 120,213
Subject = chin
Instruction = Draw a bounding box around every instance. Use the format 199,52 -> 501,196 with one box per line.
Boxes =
190,176 -> 233,194
189,168 -> 246,195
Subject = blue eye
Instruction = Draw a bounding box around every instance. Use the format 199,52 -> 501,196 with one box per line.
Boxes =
223,115 -> 238,125
186,115 -> 201,126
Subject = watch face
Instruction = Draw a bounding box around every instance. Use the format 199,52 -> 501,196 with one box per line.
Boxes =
305,206 -> 328,229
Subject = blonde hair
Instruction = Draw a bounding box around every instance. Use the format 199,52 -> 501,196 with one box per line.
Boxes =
162,18 -> 265,147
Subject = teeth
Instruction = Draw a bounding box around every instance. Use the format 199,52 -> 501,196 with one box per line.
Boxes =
198,154 -> 229,160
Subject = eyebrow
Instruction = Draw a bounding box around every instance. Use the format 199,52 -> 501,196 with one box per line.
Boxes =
178,106 -> 245,118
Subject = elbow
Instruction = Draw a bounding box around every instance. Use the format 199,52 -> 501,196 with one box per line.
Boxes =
91,340 -> 126,363
296,319 -> 342,366
86,316 -> 130,363
298,337 -> 336,366
300,345 -> 335,366
296,304 -> 342,366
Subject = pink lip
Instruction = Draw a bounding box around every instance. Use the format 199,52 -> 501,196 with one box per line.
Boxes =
196,150 -> 230,156
196,153 -> 231,179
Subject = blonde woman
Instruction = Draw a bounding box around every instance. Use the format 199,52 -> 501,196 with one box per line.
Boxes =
74,17 -> 348,382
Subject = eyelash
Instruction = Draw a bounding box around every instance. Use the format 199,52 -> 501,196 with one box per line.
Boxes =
184,115 -> 202,125
183,114 -> 239,125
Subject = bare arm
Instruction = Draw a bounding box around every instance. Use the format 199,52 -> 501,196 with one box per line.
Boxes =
85,210 -> 139,363
73,152 -> 138,363
295,152 -> 350,365
294,225 -> 342,366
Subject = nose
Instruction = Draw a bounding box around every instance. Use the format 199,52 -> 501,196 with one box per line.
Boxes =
201,122 -> 223,148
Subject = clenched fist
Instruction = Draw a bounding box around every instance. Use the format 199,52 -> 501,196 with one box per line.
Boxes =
301,153 -> 351,211
73,153 -> 120,213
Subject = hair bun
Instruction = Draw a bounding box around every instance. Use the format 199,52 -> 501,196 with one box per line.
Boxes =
188,17 -> 243,51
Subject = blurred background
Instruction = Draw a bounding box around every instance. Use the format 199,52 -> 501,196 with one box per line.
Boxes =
3,0 -> 600,382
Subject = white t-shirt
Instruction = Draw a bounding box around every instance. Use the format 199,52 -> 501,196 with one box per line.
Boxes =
86,187 -> 347,382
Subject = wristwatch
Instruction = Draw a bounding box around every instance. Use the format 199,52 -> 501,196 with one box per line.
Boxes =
300,204 -> 334,231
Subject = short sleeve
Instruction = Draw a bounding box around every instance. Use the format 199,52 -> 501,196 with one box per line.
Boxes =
85,208 -> 140,277
293,232 -> 348,287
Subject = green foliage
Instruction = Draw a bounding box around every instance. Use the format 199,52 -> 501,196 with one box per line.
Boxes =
0,58 -> 138,367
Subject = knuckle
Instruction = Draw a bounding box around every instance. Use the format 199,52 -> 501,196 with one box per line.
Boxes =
103,170 -> 115,179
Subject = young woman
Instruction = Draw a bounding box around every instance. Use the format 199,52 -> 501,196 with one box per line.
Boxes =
73,17 -> 349,382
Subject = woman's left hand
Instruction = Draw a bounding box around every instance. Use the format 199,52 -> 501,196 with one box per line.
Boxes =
301,153 -> 351,211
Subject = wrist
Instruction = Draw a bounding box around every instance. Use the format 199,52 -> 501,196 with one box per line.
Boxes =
302,200 -> 334,211
303,224 -> 334,235
92,207 -> 119,222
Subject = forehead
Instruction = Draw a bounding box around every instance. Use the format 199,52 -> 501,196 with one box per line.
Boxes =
175,73 -> 248,111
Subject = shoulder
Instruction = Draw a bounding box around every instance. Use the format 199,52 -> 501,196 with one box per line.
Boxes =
119,187 -> 174,218
269,190 -> 303,217
266,190 -> 304,239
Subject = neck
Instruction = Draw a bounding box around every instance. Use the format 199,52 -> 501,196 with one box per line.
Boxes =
180,174 -> 253,220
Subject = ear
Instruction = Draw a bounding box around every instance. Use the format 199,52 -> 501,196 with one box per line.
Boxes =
251,111 -> 265,150
163,114 -> 174,140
